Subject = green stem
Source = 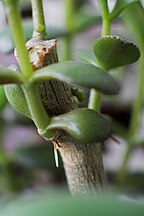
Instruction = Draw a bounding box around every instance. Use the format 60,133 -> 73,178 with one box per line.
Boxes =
116,146 -> 132,184
0,126 -> 16,193
128,53 -> 144,139
97,0 -> 109,21
22,83 -> 49,131
63,0 -> 75,60
4,0 -> 33,79
88,1 -> 111,111
116,51 -> 144,183
31,0 -> 46,39
88,89 -> 101,111
22,83 -> 55,140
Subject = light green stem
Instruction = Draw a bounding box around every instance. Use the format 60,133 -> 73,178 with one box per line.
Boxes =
88,0 -> 111,111
116,52 -> 144,182
22,83 -> 50,131
31,0 -> 46,39
128,53 -> 144,138
97,0 -> 109,20
4,0 -> 33,79
63,0 -> 75,60
116,146 -> 132,184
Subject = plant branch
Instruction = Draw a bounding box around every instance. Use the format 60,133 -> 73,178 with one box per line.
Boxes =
128,53 -> 144,139
4,0 -> 33,79
63,0 -> 75,60
22,83 -> 51,134
31,0 -> 46,39
88,1 -> 111,111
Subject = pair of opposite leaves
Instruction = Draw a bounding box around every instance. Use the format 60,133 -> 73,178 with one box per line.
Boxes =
4,36 -> 140,143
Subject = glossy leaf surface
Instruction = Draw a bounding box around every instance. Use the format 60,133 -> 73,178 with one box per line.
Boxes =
4,84 -> 31,118
46,108 -> 111,143
110,0 -> 139,20
93,36 -> 140,71
30,61 -> 119,95
0,65 -> 23,84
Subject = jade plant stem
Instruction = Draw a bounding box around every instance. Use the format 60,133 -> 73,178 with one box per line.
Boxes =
4,0 -> 33,79
116,52 -> 144,182
128,53 -> 144,138
22,83 -> 50,132
4,0 -> 50,134
88,0 -> 111,111
63,0 -> 75,60
31,0 -> 46,39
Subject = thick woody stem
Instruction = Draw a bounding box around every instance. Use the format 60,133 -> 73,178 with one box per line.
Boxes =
26,38 -> 106,195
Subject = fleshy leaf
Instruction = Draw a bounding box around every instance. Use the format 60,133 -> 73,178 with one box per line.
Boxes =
30,61 -> 119,95
44,108 -> 111,143
4,84 -> 31,118
93,35 -> 140,71
0,65 -> 23,84
110,0 -> 139,20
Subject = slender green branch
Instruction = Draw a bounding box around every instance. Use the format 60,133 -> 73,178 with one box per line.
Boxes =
102,19 -> 111,36
88,1 -> 111,111
22,83 -> 49,131
97,0 -> 109,20
116,146 -> 132,184
128,53 -> 144,139
31,0 -> 47,39
4,0 -> 33,79
88,89 -> 101,111
63,0 -> 75,60
116,46 -> 144,184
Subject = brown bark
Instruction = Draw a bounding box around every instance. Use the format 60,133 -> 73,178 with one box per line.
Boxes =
26,38 -> 106,195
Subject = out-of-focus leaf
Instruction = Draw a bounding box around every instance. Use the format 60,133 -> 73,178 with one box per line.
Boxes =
30,61 -> 119,95
13,144 -> 62,169
0,65 -> 23,84
4,84 -> 31,118
44,108 -> 111,143
122,2 -> 144,48
74,12 -> 101,32
93,35 -> 140,71
0,193 -> 144,216
0,86 -> 7,112
110,0 -> 139,20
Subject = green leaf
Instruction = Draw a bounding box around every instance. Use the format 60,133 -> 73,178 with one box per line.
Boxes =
74,12 -> 101,32
4,84 -> 31,118
122,2 -> 144,48
0,193 -> 144,216
93,35 -> 140,71
0,86 -> 7,112
30,61 -> 119,95
13,144 -> 62,169
45,108 -> 110,143
110,0 -> 139,20
0,65 -> 23,84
